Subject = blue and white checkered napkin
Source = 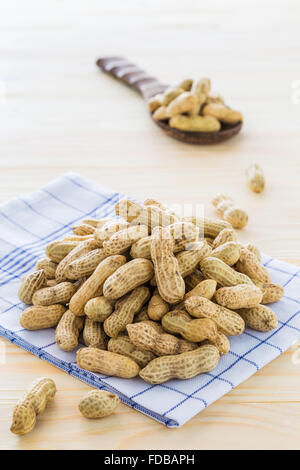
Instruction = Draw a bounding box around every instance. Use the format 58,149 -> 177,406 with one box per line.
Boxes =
0,173 -> 300,427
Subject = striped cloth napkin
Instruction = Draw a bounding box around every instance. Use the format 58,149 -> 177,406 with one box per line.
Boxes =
0,173 -> 299,427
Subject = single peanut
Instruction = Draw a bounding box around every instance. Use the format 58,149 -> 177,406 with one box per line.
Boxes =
55,310 -> 84,351
83,318 -> 108,349
32,282 -> 76,306
211,228 -> 238,250
127,322 -> 197,356
246,164 -> 265,193
176,240 -> 212,277
211,241 -> 241,266
77,347 -> 140,378
45,241 -> 79,263
64,248 -> 108,280
185,279 -> 217,301
78,390 -> 120,419
185,296 -> 245,336
236,247 -> 271,283
189,77 -> 211,115
130,236 -> 152,259
148,289 -> 169,321
139,344 -> 220,384
200,257 -> 254,287
151,226 -> 185,304
103,224 -> 148,255
20,304 -> 66,330
108,336 -> 155,367
103,286 -> 150,338
169,115 -> 221,133
162,310 -> 218,343
166,92 -> 197,117
10,378 -> 56,435
35,259 -> 57,280
84,296 -> 116,322
253,280 -> 284,304
72,224 -> 95,236
202,103 -> 243,124
18,270 -> 46,304
215,285 -> 263,309
212,194 -> 248,229
237,305 -> 278,332
103,258 -> 154,300
55,238 -> 99,282
219,206 -> 247,231
183,216 -> 232,238
70,255 -> 126,315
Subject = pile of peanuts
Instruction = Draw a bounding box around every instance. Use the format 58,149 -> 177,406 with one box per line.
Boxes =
148,78 -> 243,132
18,198 -> 283,392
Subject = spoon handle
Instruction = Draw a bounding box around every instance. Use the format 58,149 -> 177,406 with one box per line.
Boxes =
96,57 -> 167,101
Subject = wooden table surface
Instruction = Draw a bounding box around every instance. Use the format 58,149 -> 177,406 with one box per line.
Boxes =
1,0 -> 300,450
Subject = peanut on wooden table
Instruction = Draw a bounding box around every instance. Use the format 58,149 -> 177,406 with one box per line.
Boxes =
246,164 -> 265,193
10,377 -> 56,435
78,390 -> 120,419
17,197 -> 284,390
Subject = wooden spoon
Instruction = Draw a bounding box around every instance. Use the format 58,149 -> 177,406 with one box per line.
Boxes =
96,56 -> 243,145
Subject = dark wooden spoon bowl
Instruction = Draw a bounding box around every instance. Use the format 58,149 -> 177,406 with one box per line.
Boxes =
96,57 -> 242,145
